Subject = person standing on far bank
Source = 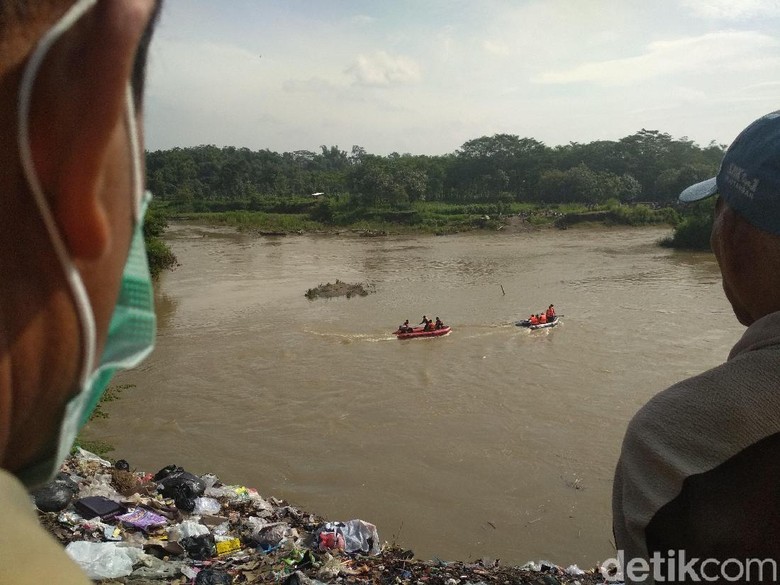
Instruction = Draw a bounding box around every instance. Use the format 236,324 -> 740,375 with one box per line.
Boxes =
0,1 -> 162,583
613,111 -> 780,584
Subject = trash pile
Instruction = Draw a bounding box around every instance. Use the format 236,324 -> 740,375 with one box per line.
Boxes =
35,449 -> 610,584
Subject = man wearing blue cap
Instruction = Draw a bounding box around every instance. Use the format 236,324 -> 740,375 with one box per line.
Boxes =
0,1 -> 161,582
613,111 -> 780,583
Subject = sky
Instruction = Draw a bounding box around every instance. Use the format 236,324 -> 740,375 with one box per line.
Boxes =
144,0 -> 780,156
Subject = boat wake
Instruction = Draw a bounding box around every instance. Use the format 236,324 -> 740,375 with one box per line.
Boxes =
305,329 -> 396,343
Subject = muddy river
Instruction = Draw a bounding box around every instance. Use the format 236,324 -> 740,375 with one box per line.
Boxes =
92,223 -> 743,566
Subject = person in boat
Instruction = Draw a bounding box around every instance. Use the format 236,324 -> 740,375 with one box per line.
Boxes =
539,312 -> 547,324
546,304 -> 556,321
420,315 -> 433,331
434,317 -> 444,330
529,314 -> 540,326
398,320 -> 412,333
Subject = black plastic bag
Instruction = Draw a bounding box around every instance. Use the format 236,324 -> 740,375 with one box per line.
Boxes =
195,568 -> 233,584
157,471 -> 205,500
181,534 -> 215,560
153,464 -> 183,481
114,459 -> 130,471
174,492 -> 196,512
157,470 -> 205,512
32,473 -> 78,513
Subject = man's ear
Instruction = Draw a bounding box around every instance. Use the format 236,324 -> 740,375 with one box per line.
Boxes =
27,0 -> 156,260
723,206 -> 758,273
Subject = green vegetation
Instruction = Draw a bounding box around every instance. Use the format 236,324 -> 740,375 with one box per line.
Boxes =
144,203 -> 177,279
146,130 -> 723,244
659,200 -> 715,250
176,199 -> 678,235
148,132 -> 723,209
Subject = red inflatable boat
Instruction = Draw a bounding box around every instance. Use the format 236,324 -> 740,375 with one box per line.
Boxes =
393,326 -> 452,339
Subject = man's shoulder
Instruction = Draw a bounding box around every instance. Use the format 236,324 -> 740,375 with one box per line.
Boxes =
619,349 -> 780,501
0,469 -> 91,585
629,347 -> 780,439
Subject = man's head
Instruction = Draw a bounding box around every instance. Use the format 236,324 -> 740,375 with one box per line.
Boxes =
679,111 -> 780,326
0,0 -> 161,481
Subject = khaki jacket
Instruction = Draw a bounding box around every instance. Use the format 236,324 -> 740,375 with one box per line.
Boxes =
0,468 -> 91,584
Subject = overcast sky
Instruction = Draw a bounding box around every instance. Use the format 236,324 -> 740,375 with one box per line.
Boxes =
144,0 -> 780,156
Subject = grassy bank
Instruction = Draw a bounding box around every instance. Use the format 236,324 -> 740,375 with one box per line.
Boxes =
172,199 -> 679,235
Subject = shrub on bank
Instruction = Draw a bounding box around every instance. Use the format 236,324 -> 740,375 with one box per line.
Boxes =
146,237 -> 178,280
143,204 -> 178,279
659,200 -> 714,250
659,214 -> 712,250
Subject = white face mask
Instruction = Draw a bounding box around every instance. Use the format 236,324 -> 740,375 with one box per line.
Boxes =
15,0 -> 156,488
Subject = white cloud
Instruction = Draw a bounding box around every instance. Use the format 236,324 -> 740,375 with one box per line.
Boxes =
350,15 -> 376,26
282,77 -> 341,94
682,0 -> 780,20
346,51 -> 422,86
147,40 -> 268,108
483,40 -> 510,56
534,31 -> 779,85
435,26 -> 457,62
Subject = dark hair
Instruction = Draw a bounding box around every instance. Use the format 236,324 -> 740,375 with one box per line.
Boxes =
132,0 -> 164,108
1,0 -> 163,108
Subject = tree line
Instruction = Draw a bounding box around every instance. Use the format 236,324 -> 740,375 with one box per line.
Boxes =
146,130 -> 724,211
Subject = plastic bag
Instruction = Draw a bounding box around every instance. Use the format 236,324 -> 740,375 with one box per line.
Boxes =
315,520 -> 380,555
78,472 -> 122,501
201,473 -> 220,489
168,520 -> 209,542
284,570 -> 327,585
215,537 -> 241,555
181,534 -> 216,560
65,542 -> 137,579
193,496 -> 221,515
195,567 -> 233,584
130,558 -> 185,580
117,507 -> 168,531
31,473 -> 78,512
158,471 -> 206,512
153,464 -> 182,481
73,448 -> 112,467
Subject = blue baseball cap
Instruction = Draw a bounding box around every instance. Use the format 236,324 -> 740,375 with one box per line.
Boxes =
679,110 -> 780,235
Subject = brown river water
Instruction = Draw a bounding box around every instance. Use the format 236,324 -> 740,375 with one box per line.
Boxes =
90,223 -> 743,567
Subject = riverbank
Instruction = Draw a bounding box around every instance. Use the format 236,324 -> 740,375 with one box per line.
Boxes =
168,200 -> 679,238
39,450 -> 608,584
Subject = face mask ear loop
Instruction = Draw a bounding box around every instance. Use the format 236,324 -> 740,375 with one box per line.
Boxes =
125,86 -> 144,222
17,0 -> 100,388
